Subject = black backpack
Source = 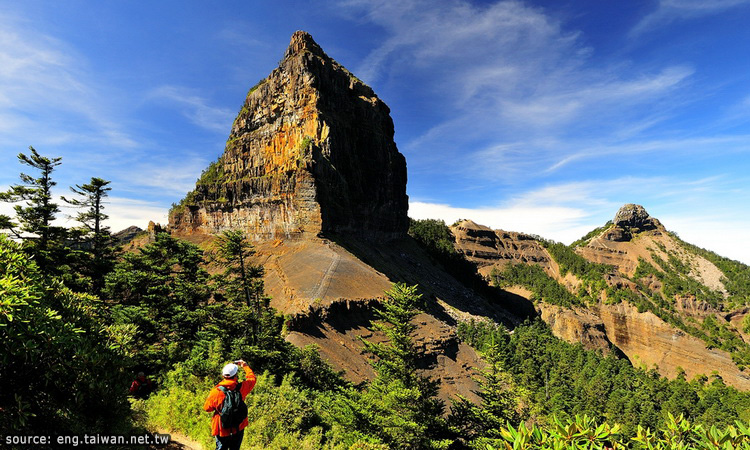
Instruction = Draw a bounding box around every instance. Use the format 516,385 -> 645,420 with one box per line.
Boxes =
217,383 -> 248,430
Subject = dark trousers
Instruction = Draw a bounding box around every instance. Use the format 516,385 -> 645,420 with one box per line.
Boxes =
215,429 -> 244,450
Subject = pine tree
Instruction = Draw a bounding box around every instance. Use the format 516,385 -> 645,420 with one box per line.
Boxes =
0,147 -> 66,273
449,340 -> 523,445
62,177 -> 116,295
214,229 -> 266,344
360,283 -> 449,448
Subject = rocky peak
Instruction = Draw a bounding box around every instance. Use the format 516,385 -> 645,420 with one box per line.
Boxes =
169,31 -> 409,240
285,30 -> 326,59
602,204 -> 662,242
613,204 -> 660,231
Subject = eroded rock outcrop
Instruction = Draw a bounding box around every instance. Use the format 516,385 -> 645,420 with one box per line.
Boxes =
540,301 -> 750,389
169,31 -> 408,240
451,220 -> 552,277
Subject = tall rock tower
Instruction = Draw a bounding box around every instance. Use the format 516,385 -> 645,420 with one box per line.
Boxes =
169,31 -> 409,240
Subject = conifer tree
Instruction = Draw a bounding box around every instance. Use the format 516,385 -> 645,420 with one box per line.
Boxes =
449,339 -> 523,444
360,283 -> 449,448
0,147 -> 66,273
62,177 -> 115,295
215,229 -> 266,343
104,232 -> 212,371
211,229 -> 292,373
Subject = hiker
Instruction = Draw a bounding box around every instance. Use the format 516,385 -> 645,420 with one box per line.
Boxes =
203,359 -> 256,450
129,372 -> 155,399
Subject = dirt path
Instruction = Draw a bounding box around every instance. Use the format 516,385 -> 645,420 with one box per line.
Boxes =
150,428 -> 204,450
310,245 -> 341,299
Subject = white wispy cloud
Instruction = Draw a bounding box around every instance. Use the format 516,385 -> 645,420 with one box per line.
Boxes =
343,0 -> 696,182
409,200 -> 593,242
108,156 -> 217,198
149,85 -> 235,134
661,215 -> 750,265
541,134 -> 750,174
103,197 -> 169,231
0,12 -> 137,150
409,175 -> 750,264
632,0 -> 750,35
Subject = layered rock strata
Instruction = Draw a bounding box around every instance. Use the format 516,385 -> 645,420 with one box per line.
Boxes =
450,220 -> 552,277
540,301 -> 750,389
169,31 -> 408,240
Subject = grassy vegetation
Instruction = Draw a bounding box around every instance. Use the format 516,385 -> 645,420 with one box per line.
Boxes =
543,240 -> 613,280
168,156 -> 227,213
196,158 -> 225,186
571,221 -> 613,247
542,240 -> 613,304
248,78 -> 266,96
142,369 -> 334,449
673,233 -> 750,308
491,263 -> 582,307
299,136 -> 313,151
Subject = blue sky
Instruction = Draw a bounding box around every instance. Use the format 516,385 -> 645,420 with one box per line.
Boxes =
2,1 -> 750,263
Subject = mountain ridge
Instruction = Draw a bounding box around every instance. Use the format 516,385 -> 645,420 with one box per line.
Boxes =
451,204 -> 750,389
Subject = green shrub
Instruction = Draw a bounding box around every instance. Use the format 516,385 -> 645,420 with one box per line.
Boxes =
0,235 -> 131,435
491,264 -> 581,307
487,413 -> 750,449
145,368 -> 336,450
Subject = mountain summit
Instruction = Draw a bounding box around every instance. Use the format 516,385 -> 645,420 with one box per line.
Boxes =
601,203 -> 664,242
169,31 -> 409,240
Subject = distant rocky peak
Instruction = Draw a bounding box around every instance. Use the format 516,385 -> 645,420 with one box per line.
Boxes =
613,204 -> 660,232
601,203 -> 663,242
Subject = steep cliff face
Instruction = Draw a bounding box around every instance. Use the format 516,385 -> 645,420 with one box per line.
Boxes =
538,302 -> 750,390
169,31 -> 408,240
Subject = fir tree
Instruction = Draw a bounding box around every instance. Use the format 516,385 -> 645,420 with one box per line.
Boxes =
0,147 -> 66,273
360,283 -> 449,448
214,229 -> 266,344
104,232 -> 212,371
449,340 -> 524,445
62,177 -> 116,295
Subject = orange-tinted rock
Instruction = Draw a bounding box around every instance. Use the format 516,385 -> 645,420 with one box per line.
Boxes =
167,32 -> 487,403
537,303 -> 612,351
169,31 -> 408,240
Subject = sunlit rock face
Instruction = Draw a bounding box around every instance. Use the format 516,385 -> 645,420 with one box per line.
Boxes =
169,31 -> 409,240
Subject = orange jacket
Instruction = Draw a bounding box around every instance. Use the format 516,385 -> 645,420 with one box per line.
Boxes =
203,366 -> 256,436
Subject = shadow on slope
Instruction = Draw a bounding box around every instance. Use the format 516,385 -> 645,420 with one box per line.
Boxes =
324,233 -> 537,327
